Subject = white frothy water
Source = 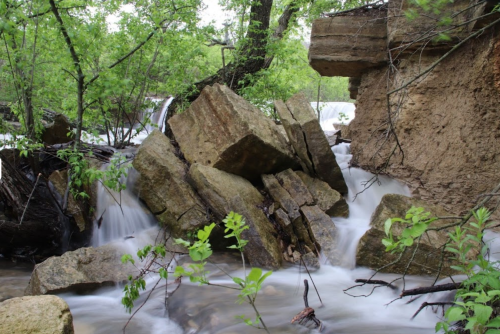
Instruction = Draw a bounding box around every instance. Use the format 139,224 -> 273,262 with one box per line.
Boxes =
332,143 -> 411,268
61,107 -> 440,333
91,168 -> 156,249
313,102 -> 356,131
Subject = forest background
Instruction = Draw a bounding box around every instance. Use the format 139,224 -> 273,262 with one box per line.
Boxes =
0,0 -> 360,148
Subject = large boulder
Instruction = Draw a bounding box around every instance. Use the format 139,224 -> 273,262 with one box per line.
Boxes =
42,113 -> 73,145
308,6 -> 388,77
0,295 -> 74,334
132,130 -> 210,238
169,84 -> 298,182
301,205 -> 340,266
188,163 -> 282,269
262,169 -> 343,266
25,244 -> 136,295
356,194 -> 458,276
275,93 -> 347,194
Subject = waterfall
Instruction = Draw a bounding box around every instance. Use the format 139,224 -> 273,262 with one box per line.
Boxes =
313,102 -> 356,131
144,97 -> 174,133
91,168 -> 157,252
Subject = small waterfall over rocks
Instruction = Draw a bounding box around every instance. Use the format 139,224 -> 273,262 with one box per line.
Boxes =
60,107 -> 441,333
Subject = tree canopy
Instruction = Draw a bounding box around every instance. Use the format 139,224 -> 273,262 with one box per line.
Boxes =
0,0 -> 358,147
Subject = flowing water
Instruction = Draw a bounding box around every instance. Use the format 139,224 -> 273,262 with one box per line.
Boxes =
0,102 -> 442,333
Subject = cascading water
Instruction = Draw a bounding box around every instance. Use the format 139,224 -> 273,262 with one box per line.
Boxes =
0,104 -> 444,334
314,102 -> 356,131
60,142 -> 441,333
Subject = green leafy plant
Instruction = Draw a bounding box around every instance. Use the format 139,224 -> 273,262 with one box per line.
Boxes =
436,207 -> 500,334
382,206 -> 438,253
121,212 -> 272,333
56,149 -> 130,199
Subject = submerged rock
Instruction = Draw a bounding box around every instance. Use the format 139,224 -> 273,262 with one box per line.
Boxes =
188,163 -> 282,269
133,130 -> 210,238
25,244 -> 136,295
169,83 -> 298,182
356,194 -> 459,276
0,295 -> 74,334
275,93 -> 347,194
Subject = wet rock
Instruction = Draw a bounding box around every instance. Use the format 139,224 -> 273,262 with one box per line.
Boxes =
188,163 -> 282,269
274,208 -> 297,244
42,113 -> 73,145
132,130 -> 210,238
261,174 -> 301,221
296,171 -> 348,217
24,244 -> 136,295
275,169 -> 314,207
309,8 -> 388,77
0,295 -> 74,334
275,93 -> 347,194
169,83 -> 298,182
301,205 -> 340,265
356,194 -> 459,276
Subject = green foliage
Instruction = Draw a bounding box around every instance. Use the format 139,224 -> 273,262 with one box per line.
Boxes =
382,206 -> 437,253
436,207 -> 500,334
121,212 -> 272,331
56,149 -> 129,199
385,207 -> 500,333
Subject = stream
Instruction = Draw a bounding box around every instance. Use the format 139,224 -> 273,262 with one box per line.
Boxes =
0,102 -> 443,333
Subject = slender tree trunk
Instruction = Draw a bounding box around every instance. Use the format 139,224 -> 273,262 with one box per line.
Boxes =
164,0 -> 301,139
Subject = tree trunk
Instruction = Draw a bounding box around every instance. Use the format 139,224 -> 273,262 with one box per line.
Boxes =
164,0 -> 301,139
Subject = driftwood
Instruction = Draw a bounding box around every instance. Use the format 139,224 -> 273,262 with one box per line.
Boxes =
291,279 -> 323,331
0,152 -> 70,259
400,282 -> 461,298
355,279 -> 398,290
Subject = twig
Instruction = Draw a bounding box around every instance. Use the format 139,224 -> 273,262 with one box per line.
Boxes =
411,302 -> 455,320
300,256 -> 323,306
19,173 -> 41,225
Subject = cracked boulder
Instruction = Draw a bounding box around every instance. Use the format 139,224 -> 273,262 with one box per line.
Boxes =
169,83 -> 299,182
295,171 -> 348,217
132,130 -> 210,238
275,93 -> 347,194
262,169 -> 342,266
188,163 -> 282,269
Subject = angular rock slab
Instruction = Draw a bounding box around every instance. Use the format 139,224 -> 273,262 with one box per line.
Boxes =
169,84 -> 298,182
275,169 -> 314,207
25,244 -> 136,295
296,171 -> 349,217
356,194 -> 458,276
188,163 -> 282,269
301,205 -> 340,266
276,93 -> 347,194
309,9 -> 387,77
133,130 -> 210,237
0,295 -> 74,334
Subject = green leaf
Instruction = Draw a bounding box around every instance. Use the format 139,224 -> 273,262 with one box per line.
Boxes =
486,317 -> 500,328
384,218 -> 393,235
247,268 -> 262,283
474,304 -> 493,325
446,306 -> 465,322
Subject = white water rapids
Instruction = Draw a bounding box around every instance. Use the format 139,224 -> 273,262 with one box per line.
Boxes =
0,102 -> 444,333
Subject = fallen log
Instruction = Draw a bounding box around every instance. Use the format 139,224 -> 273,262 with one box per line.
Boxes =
0,152 -> 70,260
